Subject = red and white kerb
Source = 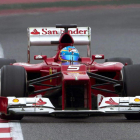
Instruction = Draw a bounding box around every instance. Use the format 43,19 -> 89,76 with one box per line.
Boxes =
0,119 -> 24,140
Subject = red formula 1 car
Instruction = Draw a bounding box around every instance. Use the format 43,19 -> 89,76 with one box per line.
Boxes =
0,24 -> 140,120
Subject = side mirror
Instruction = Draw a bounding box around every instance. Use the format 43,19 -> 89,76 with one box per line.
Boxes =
92,54 -> 104,61
34,55 -> 47,60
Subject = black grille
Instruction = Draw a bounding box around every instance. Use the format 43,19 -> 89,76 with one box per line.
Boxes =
65,85 -> 84,109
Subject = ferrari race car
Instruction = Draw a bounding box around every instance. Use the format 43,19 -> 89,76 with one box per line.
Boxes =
0,24 -> 140,120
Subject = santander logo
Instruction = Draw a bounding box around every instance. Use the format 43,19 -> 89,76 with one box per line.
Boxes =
105,98 -> 118,105
33,99 -> 46,106
30,28 -> 88,35
31,29 -> 40,35
42,28 -> 87,35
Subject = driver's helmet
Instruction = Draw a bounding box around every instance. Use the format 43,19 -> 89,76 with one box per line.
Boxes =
59,46 -> 80,61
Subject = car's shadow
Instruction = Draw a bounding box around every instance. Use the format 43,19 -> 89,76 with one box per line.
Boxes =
19,114 -> 140,123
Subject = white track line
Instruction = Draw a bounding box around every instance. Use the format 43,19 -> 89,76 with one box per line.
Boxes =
9,122 -> 24,140
0,121 -> 24,140
0,43 -> 4,58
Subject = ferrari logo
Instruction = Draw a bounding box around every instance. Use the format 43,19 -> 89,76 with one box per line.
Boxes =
105,98 -> 118,105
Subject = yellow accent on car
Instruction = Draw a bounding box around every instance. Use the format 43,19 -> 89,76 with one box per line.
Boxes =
13,99 -> 19,103
134,98 -> 140,102
49,68 -> 52,82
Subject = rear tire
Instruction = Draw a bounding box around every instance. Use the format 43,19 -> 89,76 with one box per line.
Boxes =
122,64 -> 140,120
1,65 -> 27,120
105,57 -> 133,65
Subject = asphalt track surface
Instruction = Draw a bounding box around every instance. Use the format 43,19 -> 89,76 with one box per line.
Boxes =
0,7 -> 140,140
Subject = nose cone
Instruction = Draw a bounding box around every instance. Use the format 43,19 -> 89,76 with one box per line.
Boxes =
61,65 -> 89,81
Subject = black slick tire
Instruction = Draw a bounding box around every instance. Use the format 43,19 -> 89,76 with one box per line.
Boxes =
1,65 -> 27,120
122,64 -> 140,120
1,65 -> 27,97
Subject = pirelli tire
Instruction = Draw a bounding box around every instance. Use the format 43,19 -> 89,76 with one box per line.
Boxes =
0,58 -> 16,69
1,65 -> 27,120
122,64 -> 140,120
105,57 -> 133,65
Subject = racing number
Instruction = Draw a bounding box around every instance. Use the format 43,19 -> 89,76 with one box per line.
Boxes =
67,66 -> 80,71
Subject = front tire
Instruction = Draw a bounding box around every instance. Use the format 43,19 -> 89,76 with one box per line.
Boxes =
122,64 -> 140,120
124,114 -> 140,120
1,65 -> 27,97
1,65 -> 27,120
122,64 -> 140,96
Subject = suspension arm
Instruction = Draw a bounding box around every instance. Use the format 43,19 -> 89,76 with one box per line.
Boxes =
33,83 -> 55,87
29,76 -> 61,85
34,85 -> 62,94
89,76 -> 117,84
87,72 -> 121,84
28,72 -> 61,84
92,83 -> 112,87
91,86 -> 116,94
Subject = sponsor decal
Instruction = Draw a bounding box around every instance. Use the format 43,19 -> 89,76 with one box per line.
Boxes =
31,29 -> 40,35
42,29 -> 58,35
68,48 -> 77,52
67,65 -> 80,71
42,28 -> 87,35
31,28 -> 87,35
66,28 -> 87,35
13,99 -> 19,103
33,99 -> 46,106
49,67 -> 52,82
105,98 -> 119,105
134,98 -> 140,102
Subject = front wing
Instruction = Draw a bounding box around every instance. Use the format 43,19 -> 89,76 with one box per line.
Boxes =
1,95 -> 140,115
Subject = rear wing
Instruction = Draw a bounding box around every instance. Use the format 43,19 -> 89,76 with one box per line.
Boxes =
27,26 -> 91,63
